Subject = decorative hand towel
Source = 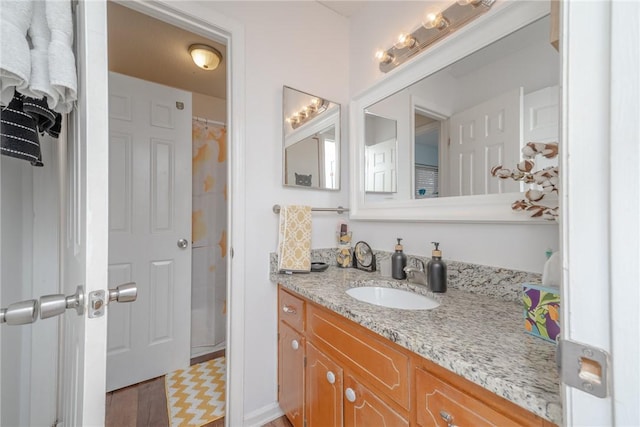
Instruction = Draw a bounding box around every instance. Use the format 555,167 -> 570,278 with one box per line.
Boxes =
277,205 -> 312,273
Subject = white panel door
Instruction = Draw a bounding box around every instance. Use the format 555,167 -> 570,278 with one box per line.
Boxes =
449,88 -> 522,196
58,1 -> 110,424
524,86 -> 559,171
366,139 -> 396,192
107,72 -> 192,391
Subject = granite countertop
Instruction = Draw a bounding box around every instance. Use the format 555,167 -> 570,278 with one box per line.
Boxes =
273,266 -> 562,425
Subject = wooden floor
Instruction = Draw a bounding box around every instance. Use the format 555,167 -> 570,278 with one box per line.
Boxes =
106,350 -> 226,427
105,349 -> 292,427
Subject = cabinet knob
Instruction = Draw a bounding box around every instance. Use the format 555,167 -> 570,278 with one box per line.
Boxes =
282,305 -> 297,314
291,339 -> 299,350
439,410 -> 457,427
326,371 -> 336,384
345,387 -> 357,403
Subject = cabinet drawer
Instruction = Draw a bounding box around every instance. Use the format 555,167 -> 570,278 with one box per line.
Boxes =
416,367 -> 522,427
307,304 -> 410,410
279,287 -> 305,332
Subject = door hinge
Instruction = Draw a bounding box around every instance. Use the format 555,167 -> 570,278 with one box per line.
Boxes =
559,338 -> 610,398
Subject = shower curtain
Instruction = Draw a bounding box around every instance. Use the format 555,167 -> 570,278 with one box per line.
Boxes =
191,119 -> 227,355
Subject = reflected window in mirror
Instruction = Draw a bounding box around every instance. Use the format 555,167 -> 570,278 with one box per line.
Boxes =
283,86 -> 340,190
413,107 -> 446,199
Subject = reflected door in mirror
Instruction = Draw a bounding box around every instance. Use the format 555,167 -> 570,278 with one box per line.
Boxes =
365,113 -> 397,193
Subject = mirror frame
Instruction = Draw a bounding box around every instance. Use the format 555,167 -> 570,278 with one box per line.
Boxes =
349,1 -> 554,223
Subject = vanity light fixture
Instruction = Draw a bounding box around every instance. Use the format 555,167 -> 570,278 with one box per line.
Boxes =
189,44 -> 223,71
375,0 -> 496,73
286,97 -> 330,130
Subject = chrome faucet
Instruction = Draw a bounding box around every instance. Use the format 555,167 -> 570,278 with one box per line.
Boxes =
404,258 -> 427,286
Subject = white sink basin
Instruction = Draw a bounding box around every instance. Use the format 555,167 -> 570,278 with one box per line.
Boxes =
346,286 -> 440,310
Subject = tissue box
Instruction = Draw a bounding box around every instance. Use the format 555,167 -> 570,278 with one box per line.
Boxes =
522,284 -> 560,343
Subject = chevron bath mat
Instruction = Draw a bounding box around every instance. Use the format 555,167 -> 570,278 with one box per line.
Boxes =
165,357 -> 226,426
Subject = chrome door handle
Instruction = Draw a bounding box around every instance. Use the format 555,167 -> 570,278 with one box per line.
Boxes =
87,282 -> 138,319
109,282 -> 137,303
177,238 -> 189,249
0,299 -> 38,325
40,286 -> 85,319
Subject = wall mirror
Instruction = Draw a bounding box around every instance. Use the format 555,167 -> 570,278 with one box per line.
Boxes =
283,86 -> 340,190
349,1 -> 559,222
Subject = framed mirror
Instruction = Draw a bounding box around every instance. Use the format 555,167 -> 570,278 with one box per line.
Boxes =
349,1 -> 558,222
283,86 -> 340,190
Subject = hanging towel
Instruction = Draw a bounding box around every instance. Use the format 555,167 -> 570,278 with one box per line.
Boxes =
22,0 -> 55,102
277,205 -> 312,273
45,0 -> 77,114
1,90 -> 61,166
1,90 -> 43,165
0,0 -> 34,106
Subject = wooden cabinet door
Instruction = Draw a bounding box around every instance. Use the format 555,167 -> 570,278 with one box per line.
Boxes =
415,367 -> 521,427
306,342 -> 343,427
279,322 -> 305,427
343,374 -> 409,427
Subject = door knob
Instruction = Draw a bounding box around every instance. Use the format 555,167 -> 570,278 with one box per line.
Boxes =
0,299 -> 38,325
40,286 -> 85,319
177,238 -> 189,249
109,282 -> 137,303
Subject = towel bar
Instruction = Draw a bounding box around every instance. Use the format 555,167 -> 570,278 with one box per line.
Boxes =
272,204 -> 349,215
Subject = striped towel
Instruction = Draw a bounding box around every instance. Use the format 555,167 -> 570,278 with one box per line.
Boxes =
1,90 -> 61,166
277,205 -> 312,273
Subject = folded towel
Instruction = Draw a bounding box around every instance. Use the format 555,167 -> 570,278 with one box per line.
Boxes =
0,0 -> 33,106
45,0 -> 77,113
277,205 -> 312,273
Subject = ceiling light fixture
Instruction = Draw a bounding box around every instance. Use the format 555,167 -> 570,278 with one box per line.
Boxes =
189,44 -> 222,71
375,0 -> 496,73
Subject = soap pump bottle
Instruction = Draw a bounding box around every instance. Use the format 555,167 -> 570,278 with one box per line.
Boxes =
427,242 -> 447,293
391,238 -> 407,280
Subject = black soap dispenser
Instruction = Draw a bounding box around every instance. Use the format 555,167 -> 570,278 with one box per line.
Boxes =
427,242 -> 447,293
391,238 -> 407,280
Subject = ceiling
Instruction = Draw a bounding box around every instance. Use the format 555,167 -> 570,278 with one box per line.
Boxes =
107,1 -> 227,99
316,1 -> 366,17
106,1 -> 365,100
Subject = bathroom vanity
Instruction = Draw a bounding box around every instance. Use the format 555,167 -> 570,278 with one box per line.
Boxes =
275,267 -> 561,427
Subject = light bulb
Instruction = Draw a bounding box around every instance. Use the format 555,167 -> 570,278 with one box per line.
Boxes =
395,33 -> 417,49
423,12 -> 447,30
375,49 -> 393,64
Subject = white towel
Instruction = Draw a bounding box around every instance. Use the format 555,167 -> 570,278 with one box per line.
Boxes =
0,0 -> 33,106
22,0 -> 55,101
45,0 -> 77,113
277,205 -> 312,273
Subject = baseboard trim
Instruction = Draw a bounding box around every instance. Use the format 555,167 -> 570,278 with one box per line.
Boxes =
243,402 -> 284,427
